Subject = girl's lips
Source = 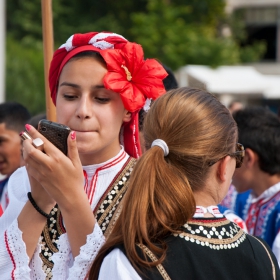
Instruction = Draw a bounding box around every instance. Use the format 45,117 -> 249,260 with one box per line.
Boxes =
73,129 -> 98,133
75,130 -> 96,133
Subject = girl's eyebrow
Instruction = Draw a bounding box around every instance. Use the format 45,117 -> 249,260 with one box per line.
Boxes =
92,85 -> 105,89
59,82 -> 80,88
59,82 -> 105,89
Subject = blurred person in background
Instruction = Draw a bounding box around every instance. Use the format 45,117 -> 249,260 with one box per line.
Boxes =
0,102 -> 31,215
231,106 -> 280,262
220,100 -> 247,231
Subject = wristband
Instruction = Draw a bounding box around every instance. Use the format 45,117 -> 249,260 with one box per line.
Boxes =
27,192 -> 52,219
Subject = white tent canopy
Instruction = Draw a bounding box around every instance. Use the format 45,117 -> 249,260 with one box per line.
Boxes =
176,65 -> 280,100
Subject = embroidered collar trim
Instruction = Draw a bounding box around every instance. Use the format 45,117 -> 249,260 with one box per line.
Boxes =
250,181 -> 280,203
194,206 -> 223,218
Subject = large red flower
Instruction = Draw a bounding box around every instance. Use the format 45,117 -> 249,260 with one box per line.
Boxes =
100,42 -> 168,112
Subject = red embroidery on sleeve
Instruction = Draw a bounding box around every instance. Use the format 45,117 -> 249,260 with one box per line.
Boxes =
4,230 -> 16,280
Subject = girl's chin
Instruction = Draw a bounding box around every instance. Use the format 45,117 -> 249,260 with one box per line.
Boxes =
76,145 -> 95,154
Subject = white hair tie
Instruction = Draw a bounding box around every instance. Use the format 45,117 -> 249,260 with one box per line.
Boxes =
151,139 -> 169,156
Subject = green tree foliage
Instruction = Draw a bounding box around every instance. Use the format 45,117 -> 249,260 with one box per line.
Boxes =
129,0 -> 241,69
6,0 -> 266,113
6,36 -> 45,114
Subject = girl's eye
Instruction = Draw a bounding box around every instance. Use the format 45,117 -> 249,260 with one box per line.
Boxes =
95,97 -> 110,103
63,94 -> 77,100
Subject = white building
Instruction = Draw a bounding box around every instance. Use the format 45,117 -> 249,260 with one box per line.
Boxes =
176,65 -> 280,108
226,0 -> 280,63
175,0 -> 280,112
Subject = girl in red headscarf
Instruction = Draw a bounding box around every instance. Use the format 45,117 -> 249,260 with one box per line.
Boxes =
0,32 -> 167,279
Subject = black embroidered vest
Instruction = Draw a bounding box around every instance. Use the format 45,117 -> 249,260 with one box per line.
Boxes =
117,218 -> 280,280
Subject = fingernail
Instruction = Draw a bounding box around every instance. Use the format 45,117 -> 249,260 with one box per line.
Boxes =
25,124 -> 31,131
70,131 -> 76,140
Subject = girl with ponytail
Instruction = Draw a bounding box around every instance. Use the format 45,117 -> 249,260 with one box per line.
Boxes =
89,87 -> 279,280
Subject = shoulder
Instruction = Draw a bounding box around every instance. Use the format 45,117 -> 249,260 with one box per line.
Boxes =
246,234 -> 280,276
7,166 -> 30,200
99,247 -> 141,280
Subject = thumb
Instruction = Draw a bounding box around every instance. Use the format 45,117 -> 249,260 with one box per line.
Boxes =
67,131 -> 81,167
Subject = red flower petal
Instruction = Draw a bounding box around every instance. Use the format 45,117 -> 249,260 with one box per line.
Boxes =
100,42 -> 168,112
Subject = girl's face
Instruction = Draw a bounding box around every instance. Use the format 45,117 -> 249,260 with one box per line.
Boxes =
56,57 -> 131,165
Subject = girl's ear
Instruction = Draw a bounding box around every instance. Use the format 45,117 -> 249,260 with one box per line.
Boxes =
244,148 -> 258,168
123,110 -> 132,123
217,156 -> 231,182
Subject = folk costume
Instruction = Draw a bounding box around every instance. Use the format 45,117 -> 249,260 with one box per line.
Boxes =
99,207 -> 280,279
0,32 -> 167,280
222,182 -> 280,262
237,183 -> 280,253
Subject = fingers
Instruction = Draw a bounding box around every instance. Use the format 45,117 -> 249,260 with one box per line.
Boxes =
67,131 -> 82,168
23,124 -> 66,157
20,132 -> 45,151
20,126 -> 83,207
22,138 -> 48,168
32,138 -> 44,151
20,125 -> 50,168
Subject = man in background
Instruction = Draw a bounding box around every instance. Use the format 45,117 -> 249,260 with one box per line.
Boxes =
0,101 -> 31,215
232,106 -> 280,260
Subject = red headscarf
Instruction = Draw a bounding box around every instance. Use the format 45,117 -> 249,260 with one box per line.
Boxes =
49,31 -> 168,158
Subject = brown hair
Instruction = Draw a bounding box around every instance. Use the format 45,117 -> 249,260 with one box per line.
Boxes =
88,87 -> 237,279
67,51 -> 107,67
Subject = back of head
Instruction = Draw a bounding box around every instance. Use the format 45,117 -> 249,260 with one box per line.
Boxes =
162,64 -> 178,91
233,106 -> 280,175
0,102 -> 31,132
143,87 -> 237,191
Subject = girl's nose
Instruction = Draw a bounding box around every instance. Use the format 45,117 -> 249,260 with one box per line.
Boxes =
75,96 -> 92,119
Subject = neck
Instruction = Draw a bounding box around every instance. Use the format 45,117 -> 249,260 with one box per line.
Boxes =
252,172 -> 280,197
193,190 -> 219,208
79,145 -> 122,166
